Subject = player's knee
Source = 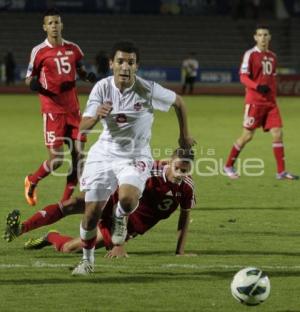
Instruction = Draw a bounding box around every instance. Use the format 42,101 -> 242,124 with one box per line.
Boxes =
271,128 -> 282,141
61,245 -> 72,253
119,195 -> 138,213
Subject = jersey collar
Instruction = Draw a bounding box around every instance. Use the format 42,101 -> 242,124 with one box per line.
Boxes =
111,76 -> 136,94
45,38 -> 65,48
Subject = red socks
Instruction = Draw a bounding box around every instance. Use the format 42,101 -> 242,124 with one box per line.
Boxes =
61,180 -> 77,202
29,161 -> 51,184
21,203 -> 64,233
225,143 -> 242,167
272,141 -> 285,174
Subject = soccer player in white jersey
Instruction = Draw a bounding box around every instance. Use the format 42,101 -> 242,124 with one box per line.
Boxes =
72,41 -> 196,275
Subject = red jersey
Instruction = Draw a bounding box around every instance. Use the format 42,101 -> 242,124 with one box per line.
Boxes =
100,161 -> 195,237
240,46 -> 277,106
26,39 -> 83,113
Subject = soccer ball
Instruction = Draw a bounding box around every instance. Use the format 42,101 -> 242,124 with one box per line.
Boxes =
230,267 -> 271,306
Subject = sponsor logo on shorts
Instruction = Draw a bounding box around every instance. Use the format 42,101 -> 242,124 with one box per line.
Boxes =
134,161 -> 146,172
134,102 -> 142,111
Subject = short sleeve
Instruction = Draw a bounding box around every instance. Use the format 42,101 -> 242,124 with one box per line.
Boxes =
152,82 -> 176,112
240,51 -> 252,75
74,44 -> 84,62
83,81 -> 103,118
180,178 -> 196,210
26,48 -> 39,78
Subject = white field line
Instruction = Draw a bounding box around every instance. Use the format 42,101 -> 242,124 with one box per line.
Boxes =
1,262 -> 300,270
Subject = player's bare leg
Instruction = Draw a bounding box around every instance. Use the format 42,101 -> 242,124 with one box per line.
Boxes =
224,128 -> 255,179
112,184 -> 140,245
25,145 -> 64,206
270,127 -> 298,180
72,200 -> 106,276
25,227 -> 106,254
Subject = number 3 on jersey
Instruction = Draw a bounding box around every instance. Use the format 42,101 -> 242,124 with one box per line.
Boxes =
261,60 -> 272,75
158,198 -> 173,211
54,56 -> 71,74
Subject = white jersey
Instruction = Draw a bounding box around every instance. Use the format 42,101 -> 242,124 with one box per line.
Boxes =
182,58 -> 199,77
83,75 -> 176,159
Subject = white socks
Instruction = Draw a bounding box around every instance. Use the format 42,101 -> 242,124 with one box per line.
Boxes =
80,223 -> 97,264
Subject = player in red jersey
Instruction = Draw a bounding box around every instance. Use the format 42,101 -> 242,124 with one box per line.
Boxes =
224,25 -> 298,180
24,8 -> 96,206
4,149 -> 195,259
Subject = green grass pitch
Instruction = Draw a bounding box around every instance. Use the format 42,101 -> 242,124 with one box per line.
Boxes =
0,94 -> 300,311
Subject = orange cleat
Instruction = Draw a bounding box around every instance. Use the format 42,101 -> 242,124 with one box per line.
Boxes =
24,176 -> 37,206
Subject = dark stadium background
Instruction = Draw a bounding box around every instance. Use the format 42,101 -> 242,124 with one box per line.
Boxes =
0,0 -> 299,95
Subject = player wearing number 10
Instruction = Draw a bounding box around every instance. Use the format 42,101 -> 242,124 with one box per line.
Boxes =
224,25 -> 298,180
24,8 -> 96,206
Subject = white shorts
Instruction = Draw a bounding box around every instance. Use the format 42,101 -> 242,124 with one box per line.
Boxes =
80,156 -> 153,202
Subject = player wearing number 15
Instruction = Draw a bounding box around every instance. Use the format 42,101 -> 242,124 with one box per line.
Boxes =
224,25 -> 298,180
24,8 -> 97,206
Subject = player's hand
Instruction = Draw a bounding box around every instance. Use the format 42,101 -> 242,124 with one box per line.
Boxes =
97,102 -> 113,119
104,245 -> 129,258
256,85 -> 270,94
29,77 -> 42,92
29,77 -> 56,97
86,72 -> 97,83
60,80 -> 76,92
178,136 -> 197,149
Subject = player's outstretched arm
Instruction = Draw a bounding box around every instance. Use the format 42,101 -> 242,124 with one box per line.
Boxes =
175,209 -> 195,256
79,116 -> 99,133
173,95 -> 196,149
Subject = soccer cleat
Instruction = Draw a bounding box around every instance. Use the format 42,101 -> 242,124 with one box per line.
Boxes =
24,175 -> 37,206
24,230 -> 58,250
223,166 -> 240,179
3,209 -> 22,242
111,215 -> 128,245
72,259 -> 94,276
276,172 -> 299,180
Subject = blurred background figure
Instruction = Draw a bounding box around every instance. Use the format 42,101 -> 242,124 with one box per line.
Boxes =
181,52 -> 199,95
4,51 -> 16,85
95,50 -> 110,80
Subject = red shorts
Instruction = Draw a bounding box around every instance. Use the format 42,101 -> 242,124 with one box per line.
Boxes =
42,111 -> 86,148
243,104 -> 283,131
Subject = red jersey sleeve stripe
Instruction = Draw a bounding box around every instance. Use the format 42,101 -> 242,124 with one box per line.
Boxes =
240,48 -> 255,74
26,42 -> 47,78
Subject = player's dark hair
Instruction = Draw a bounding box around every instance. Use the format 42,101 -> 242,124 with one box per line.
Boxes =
172,148 -> 194,161
43,8 -> 61,19
110,41 -> 140,63
254,24 -> 270,34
